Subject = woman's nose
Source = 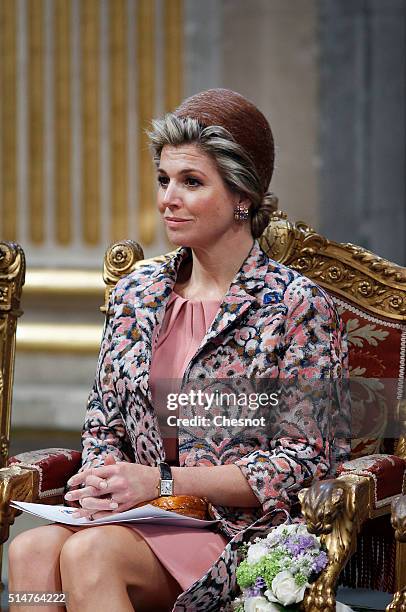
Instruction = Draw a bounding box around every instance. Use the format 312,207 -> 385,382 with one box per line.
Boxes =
162,181 -> 181,206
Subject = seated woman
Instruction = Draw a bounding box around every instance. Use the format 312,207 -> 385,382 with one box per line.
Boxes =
8,89 -> 348,612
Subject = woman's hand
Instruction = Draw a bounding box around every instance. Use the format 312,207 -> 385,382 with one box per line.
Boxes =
64,454 -> 160,520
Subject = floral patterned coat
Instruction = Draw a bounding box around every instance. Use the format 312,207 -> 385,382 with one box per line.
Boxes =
79,240 -> 348,611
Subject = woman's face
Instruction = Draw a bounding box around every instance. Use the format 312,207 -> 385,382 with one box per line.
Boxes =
157,143 -> 249,249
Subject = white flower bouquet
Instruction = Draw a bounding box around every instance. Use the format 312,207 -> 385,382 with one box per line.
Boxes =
230,523 -> 329,612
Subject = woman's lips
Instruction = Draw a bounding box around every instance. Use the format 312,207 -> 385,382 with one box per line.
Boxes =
164,218 -> 192,225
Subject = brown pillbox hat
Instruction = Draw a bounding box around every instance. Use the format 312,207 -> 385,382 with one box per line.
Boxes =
173,88 -> 274,193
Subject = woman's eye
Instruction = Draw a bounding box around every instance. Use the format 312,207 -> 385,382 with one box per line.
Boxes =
157,176 -> 169,188
185,177 -> 201,187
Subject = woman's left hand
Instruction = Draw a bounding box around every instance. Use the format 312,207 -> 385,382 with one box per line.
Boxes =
64,454 -> 160,520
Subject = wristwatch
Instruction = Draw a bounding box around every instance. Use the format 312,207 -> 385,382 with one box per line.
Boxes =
158,461 -> 174,496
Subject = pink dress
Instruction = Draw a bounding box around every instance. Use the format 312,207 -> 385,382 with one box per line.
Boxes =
125,292 -> 228,590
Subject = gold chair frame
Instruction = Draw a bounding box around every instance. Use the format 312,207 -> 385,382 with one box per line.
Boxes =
0,242 -> 25,586
261,212 -> 406,610
0,243 -> 25,468
0,214 -> 405,610
388,495 -> 406,610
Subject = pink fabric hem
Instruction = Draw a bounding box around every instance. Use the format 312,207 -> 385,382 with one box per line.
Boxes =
63,522 -> 227,591
126,524 -> 227,590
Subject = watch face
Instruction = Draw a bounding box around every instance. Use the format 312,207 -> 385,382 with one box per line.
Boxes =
160,479 -> 173,496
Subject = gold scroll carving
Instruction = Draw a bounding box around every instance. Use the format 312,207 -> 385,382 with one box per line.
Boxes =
261,211 -> 406,320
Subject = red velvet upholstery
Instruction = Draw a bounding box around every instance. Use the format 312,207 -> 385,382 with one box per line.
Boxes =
8,448 -> 81,499
337,454 -> 406,507
330,295 -> 405,592
332,296 -> 406,459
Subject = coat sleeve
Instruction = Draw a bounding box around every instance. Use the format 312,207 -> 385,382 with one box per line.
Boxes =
78,288 -> 133,473
234,278 -> 349,515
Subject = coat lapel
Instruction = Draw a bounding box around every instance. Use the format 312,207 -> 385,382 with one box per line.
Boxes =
120,248 -> 190,398
131,240 -> 268,346
179,241 -> 269,380
118,240 -> 270,393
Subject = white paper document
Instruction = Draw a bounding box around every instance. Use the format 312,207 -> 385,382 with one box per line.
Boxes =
10,501 -> 219,529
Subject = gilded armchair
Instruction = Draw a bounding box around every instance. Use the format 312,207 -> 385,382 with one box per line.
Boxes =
2,214 -> 406,611
261,213 -> 406,610
0,242 -> 25,584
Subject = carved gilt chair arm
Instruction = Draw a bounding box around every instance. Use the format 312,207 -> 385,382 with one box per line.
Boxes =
0,465 -> 39,545
0,448 -> 80,547
337,454 -> 406,516
7,447 -> 82,503
299,474 -> 374,612
299,457 -> 406,612
386,495 -> 406,611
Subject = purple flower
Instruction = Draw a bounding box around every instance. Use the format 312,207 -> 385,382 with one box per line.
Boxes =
244,586 -> 262,598
285,535 -> 315,557
311,551 -> 328,573
255,576 -> 266,589
298,536 -> 315,550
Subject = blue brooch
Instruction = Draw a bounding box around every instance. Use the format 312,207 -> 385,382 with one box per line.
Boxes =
263,292 -> 275,304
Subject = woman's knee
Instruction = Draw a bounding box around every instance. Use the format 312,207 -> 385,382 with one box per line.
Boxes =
60,526 -> 144,586
9,531 -> 33,569
60,528 -> 112,585
9,526 -> 69,569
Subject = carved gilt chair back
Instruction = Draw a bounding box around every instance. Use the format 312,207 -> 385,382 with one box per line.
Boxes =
0,243 -> 25,469
260,212 -> 406,593
260,211 -> 406,461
